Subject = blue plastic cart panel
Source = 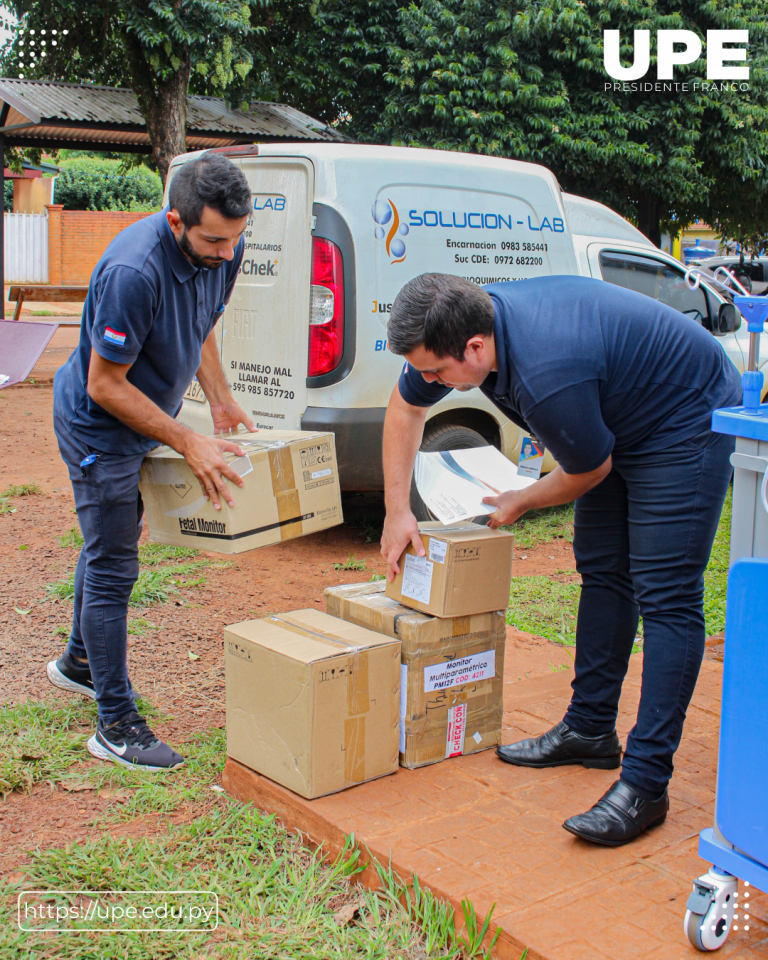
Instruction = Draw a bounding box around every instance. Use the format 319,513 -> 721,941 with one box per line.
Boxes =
716,558 -> 768,866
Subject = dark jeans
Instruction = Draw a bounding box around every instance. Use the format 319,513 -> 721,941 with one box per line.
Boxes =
563,428 -> 735,796
54,414 -> 144,723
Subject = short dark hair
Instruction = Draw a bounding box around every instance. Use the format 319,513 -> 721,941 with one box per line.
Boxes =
168,153 -> 252,226
387,274 -> 495,360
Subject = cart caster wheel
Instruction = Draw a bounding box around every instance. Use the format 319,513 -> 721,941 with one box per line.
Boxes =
683,868 -> 738,951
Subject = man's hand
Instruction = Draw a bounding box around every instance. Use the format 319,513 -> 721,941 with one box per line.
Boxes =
482,489 -> 529,529
210,399 -> 257,436
381,508 -> 425,581
196,329 -> 256,438
180,433 -> 249,510
482,457 -> 614,531
380,385 -> 430,581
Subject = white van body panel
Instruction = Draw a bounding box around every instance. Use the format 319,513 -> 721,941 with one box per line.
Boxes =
164,143 -> 738,488
167,153 -> 314,436
288,144 -> 577,415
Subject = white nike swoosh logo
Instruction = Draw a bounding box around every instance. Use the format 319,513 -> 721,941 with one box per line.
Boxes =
108,740 -> 128,756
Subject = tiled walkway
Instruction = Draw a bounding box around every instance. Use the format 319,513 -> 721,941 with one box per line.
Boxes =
224,629 -> 768,959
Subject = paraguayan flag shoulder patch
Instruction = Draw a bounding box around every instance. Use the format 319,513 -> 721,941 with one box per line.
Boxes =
103,326 -> 127,347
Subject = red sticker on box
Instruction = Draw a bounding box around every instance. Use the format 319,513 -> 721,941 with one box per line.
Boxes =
445,703 -> 467,758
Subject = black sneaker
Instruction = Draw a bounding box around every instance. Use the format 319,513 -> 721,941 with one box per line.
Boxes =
46,651 -> 96,700
87,712 -> 184,772
47,652 -> 141,701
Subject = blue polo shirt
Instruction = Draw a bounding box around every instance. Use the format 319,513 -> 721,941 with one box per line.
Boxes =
54,208 -> 244,454
398,276 -> 741,474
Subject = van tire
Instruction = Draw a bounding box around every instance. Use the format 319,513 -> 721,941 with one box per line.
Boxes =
410,423 -> 490,522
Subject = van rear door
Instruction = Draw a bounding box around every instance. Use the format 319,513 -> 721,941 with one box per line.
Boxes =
220,157 -> 315,431
177,155 -> 314,433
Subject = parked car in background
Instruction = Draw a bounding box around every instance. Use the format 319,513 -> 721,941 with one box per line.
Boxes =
699,255 -> 768,297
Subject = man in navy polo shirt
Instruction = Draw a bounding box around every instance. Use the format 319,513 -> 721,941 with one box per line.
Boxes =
381,272 -> 740,846
48,153 -> 254,772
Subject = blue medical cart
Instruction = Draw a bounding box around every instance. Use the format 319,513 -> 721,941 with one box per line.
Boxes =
684,294 -> 768,950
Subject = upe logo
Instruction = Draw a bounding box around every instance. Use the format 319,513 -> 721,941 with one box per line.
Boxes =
604,29 -> 748,82
372,199 -> 409,264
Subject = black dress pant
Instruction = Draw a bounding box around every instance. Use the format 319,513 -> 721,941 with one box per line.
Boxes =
563,428 -> 735,795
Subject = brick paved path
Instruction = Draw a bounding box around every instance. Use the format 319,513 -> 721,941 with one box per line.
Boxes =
225,629 -> 768,959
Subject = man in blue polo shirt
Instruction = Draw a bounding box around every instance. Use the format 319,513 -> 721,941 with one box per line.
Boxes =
381,272 -> 740,846
47,153 -> 254,772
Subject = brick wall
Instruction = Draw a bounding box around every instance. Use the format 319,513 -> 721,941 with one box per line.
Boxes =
45,205 -> 154,285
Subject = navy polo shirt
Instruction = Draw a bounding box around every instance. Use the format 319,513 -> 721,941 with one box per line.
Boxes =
398,275 -> 741,474
54,207 -> 244,454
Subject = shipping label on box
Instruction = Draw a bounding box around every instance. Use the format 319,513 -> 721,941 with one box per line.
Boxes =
386,522 -> 514,617
139,430 -> 342,554
324,581 -> 506,769
225,608 -> 401,799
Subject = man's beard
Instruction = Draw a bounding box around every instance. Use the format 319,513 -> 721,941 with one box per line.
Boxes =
178,227 -> 224,269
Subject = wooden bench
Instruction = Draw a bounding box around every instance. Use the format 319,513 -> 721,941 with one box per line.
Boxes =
8,284 -> 88,322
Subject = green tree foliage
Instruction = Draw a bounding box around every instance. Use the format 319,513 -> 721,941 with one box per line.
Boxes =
54,156 -> 163,211
4,1 -> 265,181
374,0 -> 768,245
246,0 -> 397,136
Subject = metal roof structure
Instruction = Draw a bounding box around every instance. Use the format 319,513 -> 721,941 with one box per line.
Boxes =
0,79 -> 351,151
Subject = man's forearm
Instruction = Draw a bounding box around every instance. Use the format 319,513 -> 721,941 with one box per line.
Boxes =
383,385 -> 429,513
516,460 -> 612,512
88,374 -> 192,452
196,329 -> 232,407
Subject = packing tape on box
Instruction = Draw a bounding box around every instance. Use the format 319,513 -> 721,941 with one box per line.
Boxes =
268,615 -> 370,784
268,446 -> 302,540
268,616 -> 370,715
344,716 -> 366,783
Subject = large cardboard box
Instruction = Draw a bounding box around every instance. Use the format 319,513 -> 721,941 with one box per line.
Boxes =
386,522 -> 514,617
225,609 -> 400,798
325,581 -> 506,769
139,430 -> 342,554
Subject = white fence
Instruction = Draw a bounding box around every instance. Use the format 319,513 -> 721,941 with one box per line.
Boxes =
4,212 -> 48,283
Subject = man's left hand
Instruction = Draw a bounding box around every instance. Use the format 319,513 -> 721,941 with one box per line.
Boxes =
210,399 -> 257,436
482,489 -> 528,528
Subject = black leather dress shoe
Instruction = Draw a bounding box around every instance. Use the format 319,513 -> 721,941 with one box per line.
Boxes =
563,779 -> 669,846
495,720 -> 621,769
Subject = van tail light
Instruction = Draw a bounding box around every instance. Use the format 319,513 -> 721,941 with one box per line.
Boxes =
308,237 -> 344,376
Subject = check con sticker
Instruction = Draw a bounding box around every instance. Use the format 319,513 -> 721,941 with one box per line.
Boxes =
423,650 -> 496,692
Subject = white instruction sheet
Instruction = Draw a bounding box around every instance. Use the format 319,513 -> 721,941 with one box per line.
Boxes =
414,445 -> 536,525
401,553 -> 434,604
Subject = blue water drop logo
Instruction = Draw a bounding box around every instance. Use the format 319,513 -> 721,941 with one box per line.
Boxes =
371,201 -> 392,225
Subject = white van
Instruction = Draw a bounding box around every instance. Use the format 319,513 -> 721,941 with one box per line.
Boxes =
167,143 -> 755,511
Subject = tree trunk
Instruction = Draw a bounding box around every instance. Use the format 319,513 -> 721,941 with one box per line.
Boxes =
123,32 -> 190,186
636,194 -> 661,247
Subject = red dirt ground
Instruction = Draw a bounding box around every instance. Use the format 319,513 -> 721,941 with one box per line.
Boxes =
0,372 -> 574,876
1,350 -> 741,956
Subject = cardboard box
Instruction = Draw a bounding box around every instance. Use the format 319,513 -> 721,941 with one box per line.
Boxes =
386,522 -> 514,617
325,581 -> 506,769
139,430 -> 342,554
225,609 -> 400,799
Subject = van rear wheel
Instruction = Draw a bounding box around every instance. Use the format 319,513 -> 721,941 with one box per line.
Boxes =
410,423 -> 490,522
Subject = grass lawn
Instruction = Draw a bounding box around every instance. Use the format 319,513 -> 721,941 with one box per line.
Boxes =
1,700 -> 506,960
503,502 -> 573,550
46,543 -> 229,608
506,488 -> 732,644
